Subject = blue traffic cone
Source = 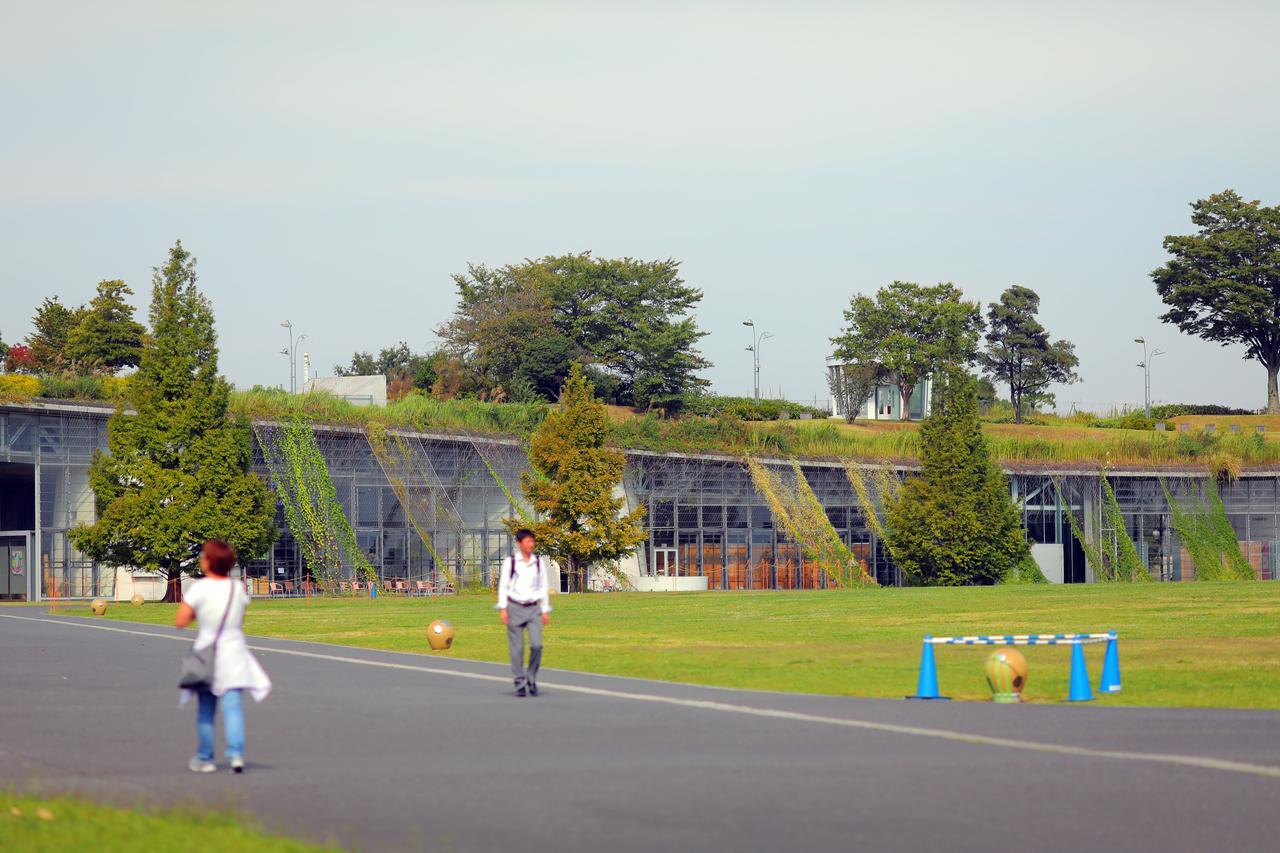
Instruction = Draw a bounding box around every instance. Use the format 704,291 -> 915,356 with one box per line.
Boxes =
908,638 -> 949,700
1099,632 -> 1121,693
1067,642 -> 1094,702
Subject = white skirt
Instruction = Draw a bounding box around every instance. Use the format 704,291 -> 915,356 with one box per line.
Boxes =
179,632 -> 273,705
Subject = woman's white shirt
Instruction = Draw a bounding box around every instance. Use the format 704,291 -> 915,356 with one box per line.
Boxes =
181,577 -> 272,703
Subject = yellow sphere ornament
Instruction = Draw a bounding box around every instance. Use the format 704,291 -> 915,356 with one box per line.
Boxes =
427,619 -> 455,651
90,598 -> 108,616
130,593 -> 145,606
985,648 -> 1028,703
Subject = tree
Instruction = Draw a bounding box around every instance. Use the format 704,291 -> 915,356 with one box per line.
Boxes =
885,367 -> 1030,585
827,362 -> 883,423
27,296 -> 85,374
831,281 -> 983,420
978,285 -> 1079,423
6,344 -> 35,373
441,254 -> 710,407
0,331 -> 6,372
1153,190 -> 1280,412
69,241 -> 275,601
518,363 -> 646,591
65,280 -> 146,373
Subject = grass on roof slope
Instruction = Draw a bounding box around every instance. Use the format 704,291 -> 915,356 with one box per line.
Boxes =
7,384 -> 1277,469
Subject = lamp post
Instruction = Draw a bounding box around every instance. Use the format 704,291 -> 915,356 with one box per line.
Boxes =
281,321 -> 298,393
742,320 -> 774,403
295,334 -> 309,392
1134,338 -> 1165,419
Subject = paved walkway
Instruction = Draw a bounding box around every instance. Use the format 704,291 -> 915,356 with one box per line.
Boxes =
2,612 -> 1278,852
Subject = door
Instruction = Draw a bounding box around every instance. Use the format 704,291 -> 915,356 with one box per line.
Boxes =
653,547 -> 677,577
1,537 -> 28,601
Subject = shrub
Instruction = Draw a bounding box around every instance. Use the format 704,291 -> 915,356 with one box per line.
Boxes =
1088,412 -> 1155,430
0,374 -> 40,401
1151,403 -> 1257,419
678,394 -> 826,421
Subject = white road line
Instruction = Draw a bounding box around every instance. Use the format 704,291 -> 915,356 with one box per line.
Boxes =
5,613 -> 1280,780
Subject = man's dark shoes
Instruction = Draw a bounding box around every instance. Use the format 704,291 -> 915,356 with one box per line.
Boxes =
527,683 -> 539,697
515,685 -> 527,697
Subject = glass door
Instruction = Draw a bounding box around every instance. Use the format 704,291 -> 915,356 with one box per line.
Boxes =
652,547 -> 677,577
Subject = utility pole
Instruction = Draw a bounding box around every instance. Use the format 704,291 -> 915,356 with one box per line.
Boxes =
742,320 -> 774,403
1134,337 -> 1165,419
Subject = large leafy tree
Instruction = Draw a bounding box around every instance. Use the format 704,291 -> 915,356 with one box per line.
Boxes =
66,280 -> 146,373
518,364 -> 646,591
1153,190 -> 1280,412
885,367 -> 1030,585
69,241 -> 274,601
442,254 -> 710,408
27,296 -> 85,374
831,281 -> 984,420
978,285 -> 1079,423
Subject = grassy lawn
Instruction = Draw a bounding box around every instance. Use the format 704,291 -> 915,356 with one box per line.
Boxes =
0,791 -> 337,852
86,583 -> 1280,709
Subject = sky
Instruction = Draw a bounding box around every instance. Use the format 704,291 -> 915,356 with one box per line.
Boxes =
2,1 -> 1278,412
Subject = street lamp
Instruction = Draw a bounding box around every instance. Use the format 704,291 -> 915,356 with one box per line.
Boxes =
281,321 -> 297,393
1134,337 -> 1166,419
742,320 -> 774,403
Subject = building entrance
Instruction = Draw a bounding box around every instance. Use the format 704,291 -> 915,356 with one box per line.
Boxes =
0,533 -> 30,600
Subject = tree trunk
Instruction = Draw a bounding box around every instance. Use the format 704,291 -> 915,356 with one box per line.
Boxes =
162,566 -> 183,603
1268,363 -> 1280,414
1012,387 -> 1023,424
899,384 -> 912,421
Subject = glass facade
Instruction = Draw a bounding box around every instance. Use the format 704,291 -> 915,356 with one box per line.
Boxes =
1,401 -> 1277,598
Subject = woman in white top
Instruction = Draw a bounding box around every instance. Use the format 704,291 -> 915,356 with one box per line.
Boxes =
175,539 -> 272,774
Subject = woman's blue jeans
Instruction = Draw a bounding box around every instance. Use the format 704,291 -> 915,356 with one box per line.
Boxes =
196,689 -> 244,761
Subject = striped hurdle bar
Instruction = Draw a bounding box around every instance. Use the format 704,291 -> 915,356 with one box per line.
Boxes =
908,631 -> 1121,702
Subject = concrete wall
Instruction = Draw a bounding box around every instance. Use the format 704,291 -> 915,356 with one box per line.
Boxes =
300,375 -> 387,407
1031,543 -> 1065,584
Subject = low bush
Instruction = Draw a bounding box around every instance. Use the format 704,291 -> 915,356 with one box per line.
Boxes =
678,394 -> 826,421
0,374 -> 40,401
1151,403 -> 1257,419
1088,413 -> 1155,430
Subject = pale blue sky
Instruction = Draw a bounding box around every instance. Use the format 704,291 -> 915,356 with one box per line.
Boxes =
2,1 -> 1278,410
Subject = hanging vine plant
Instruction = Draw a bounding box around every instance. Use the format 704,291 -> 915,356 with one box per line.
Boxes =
1055,478 -> 1111,581
844,460 -> 891,545
470,437 -> 534,524
1161,476 -> 1255,581
1100,476 -> 1152,582
747,456 -> 873,587
365,422 -> 457,586
256,419 -> 376,589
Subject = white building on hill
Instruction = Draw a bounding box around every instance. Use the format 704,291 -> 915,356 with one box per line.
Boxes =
826,361 -> 931,421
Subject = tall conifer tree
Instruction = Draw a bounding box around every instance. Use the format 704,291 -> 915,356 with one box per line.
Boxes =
70,242 -> 274,600
518,363 -> 646,591
66,280 -> 146,373
885,366 -> 1030,585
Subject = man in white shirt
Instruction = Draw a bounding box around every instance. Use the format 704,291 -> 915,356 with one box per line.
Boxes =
498,529 -> 551,697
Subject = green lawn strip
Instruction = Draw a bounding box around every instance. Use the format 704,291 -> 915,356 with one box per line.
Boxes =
0,791 -> 338,853
90,584 -> 1280,708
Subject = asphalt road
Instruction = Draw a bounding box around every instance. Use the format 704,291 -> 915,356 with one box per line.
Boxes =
2,611 -> 1278,853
